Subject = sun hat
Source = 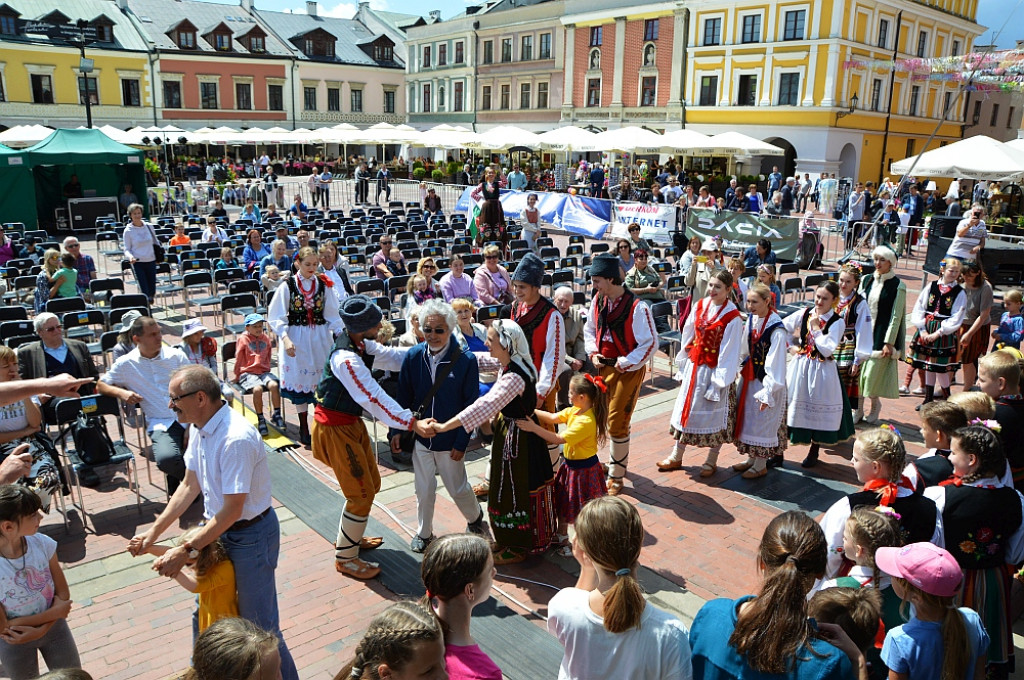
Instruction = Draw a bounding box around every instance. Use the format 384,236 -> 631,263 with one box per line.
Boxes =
875,543 -> 963,598
700,237 -> 719,252
181,319 -> 208,338
116,309 -> 143,332
243,313 -> 264,326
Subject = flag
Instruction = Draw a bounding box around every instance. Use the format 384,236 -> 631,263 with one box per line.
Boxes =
469,202 -> 481,240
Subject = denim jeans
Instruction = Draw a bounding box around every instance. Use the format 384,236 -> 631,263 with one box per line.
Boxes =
211,508 -> 298,680
133,260 -> 156,302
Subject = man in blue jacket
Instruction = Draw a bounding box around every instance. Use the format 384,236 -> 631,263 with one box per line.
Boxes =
390,299 -> 491,552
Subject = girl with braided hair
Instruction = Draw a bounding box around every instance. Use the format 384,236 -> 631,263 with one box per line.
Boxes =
834,263 -> 873,423
924,425 -> 1024,676
185,617 -> 280,680
334,602 -> 446,680
819,427 -> 939,580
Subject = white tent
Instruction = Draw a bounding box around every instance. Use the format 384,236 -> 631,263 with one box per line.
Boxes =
591,126 -> 665,154
891,136 -> 1024,181
536,125 -> 600,152
659,128 -> 713,154
476,125 -> 542,151
704,132 -> 784,155
0,124 -> 54,146
420,124 -> 480,149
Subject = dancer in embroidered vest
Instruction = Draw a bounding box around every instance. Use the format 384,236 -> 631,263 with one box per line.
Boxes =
311,296 -> 435,580
909,257 -> 966,411
784,281 -> 856,468
858,246 -> 907,420
470,166 -> 506,250
834,263 -> 874,423
268,247 -> 344,447
583,254 -> 656,495
730,282 -> 789,478
660,269 -> 743,479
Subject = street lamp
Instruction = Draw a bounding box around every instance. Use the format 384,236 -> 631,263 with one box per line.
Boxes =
142,135 -> 187,212
836,93 -> 859,123
73,19 -> 96,128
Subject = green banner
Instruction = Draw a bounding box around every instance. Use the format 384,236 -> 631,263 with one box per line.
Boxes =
685,208 -> 800,261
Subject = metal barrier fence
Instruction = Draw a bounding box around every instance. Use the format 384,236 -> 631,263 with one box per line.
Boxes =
268,177 -> 469,213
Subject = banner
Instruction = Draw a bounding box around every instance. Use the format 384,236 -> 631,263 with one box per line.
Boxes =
685,208 -> 800,261
609,202 -> 679,245
455,188 -> 613,239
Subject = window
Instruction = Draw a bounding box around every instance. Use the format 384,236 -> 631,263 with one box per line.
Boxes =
214,33 -> 230,51
520,82 -> 531,109
871,79 -> 883,111
201,82 -> 218,109
909,85 -> 919,116
539,33 -> 551,59
905,139 -> 914,157
0,15 -> 16,34
0,78 -> 5,102
423,46 -> 431,68
422,84 -> 431,112
587,78 -> 601,107
521,35 -> 533,60
699,76 -> 717,106
95,24 -> 113,42
590,26 -> 602,47
703,18 -> 721,46
1009,107 -> 1016,128
163,81 -> 181,108
644,19 -> 659,41
122,79 -> 141,107
31,75 -> 53,104
383,89 -> 395,114
952,39 -> 960,56
483,41 -> 493,64
641,76 -> 657,106
249,35 -> 265,52
943,91 -> 952,118
351,89 -> 363,113
501,38 -> 512,62
778,72 -> 799,106
878,19 -> 889,48
438,44 -> 447,65
234,82 -> 251,110
917,31 -> 927,58
303,86 -> 317,111
991,103 -> 1000,127
437,86 -> 445,109
741,15 -> 761,43
737,74 -> 757,106
373,44 -> 393,61
78,76 -> 98,105
783,10 -> 805,40
268,84 -> 283,111
481,85 -> 492,110
500,84 -> 510,109
973,100 -> 982,123
455,41 -> 464,64
327,87 -> 340,111
454,82 -> 464,112
537,82 -> 548,108
178,30 -> 195,48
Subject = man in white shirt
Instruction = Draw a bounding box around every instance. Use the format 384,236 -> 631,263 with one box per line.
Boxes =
98,317 -> 189,491
318,167 -> 333,208
508,164 -> 528,191
128,365 -> 298,680
258,152 -> 271,176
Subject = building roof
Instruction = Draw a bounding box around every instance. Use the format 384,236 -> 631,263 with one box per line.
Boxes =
124,0 -> 292,56
254,8 -> 404,68
0,0 -> 150,52
373,9 -> 429,31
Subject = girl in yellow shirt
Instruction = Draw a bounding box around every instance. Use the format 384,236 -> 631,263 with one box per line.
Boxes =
518,374 -> 609,557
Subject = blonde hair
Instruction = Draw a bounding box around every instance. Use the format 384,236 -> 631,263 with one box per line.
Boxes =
0,346 -> 15,367
728,257 -> 745,275
1004,288 -> 1023,304
945,391 -> 995,421
845,507 -> 903,587
407,274 -> 429,296
482,244 -> 501,258
891,577 -> 970,680
574,497 -> 645,633
43,248 -> 61,274
450,297 -> 475,312
177,526 -> 230,577
856,427 -> 906,483
980,349 -> 1022,390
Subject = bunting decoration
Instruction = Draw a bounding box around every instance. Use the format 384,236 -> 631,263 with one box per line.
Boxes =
843,49 -> 1024,92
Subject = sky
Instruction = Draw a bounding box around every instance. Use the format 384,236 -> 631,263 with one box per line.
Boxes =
208,0 -> 1021,48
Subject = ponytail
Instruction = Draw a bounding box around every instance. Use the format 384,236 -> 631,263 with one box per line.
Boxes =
939,603 -> 970,680
603,568 -> 646,634
571,373 -> 608,447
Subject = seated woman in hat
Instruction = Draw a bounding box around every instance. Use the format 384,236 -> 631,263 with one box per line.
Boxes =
175,318 -> 234,406
684,237 -> 727,306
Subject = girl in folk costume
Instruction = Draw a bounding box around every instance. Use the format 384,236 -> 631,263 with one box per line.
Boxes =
909,257 -> 967,411
470,166 -> 505,248
784,281 -> 856,468
819,426 -> 939,580
268,246 -> 345,447
730,283 -> 789,479
659,269 -> 744,479
432,321 -> 557,566
583,254 -> 656,496
858,246 -> 907,418
834,263 -> 874,424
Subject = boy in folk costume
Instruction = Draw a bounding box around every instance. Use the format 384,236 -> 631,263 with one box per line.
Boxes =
509,253 -> 566,470
311,296 -> 436,580
584,253 -> 656,495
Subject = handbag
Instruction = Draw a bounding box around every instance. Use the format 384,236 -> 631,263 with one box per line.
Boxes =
146,223 -> 165,263
397,346 -> 463,454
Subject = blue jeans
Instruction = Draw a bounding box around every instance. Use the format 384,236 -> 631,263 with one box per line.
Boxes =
207,508 -> 299,680
133,260 -> 156,302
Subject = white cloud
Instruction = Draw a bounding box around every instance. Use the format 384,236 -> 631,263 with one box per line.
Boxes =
277,0 -> 389,17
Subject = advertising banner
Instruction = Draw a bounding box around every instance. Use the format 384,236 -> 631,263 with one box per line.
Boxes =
685,208 -> 800,260
609,202 -> 679,245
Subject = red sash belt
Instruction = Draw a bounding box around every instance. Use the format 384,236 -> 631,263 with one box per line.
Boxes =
733,359 -> 756,437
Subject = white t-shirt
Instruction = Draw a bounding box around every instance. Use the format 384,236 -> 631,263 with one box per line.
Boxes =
0,533 -> 57,618
547,587 -> 693,680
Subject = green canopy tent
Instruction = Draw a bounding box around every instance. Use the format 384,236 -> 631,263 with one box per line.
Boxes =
0,143 -> 37,228
24,128 -> 147,228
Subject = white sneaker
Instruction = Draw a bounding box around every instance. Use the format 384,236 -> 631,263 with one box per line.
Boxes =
899,385 -> 910,395
912,387 -> 926,395
852,407 -> 864,424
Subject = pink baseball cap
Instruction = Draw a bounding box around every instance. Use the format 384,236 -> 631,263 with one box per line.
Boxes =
875,543 -> 963,597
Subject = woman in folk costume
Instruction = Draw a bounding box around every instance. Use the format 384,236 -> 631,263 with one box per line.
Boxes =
583,253 -> 657,496
658,269 -> 744,479
729,282 -> 789,479
858,246 -> 907,420
470,166 -> 506,249
268,245 -> 345,447
432,320 -> 557,565
908,257 -> 967,411
784,280 -> 856,468
834,262 -> 874,423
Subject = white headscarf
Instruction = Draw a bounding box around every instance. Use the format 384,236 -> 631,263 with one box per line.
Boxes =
492,319 -> 537,383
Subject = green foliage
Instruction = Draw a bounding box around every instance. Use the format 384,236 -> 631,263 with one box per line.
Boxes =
413,167 -> 427,181
413,161 -> 424,170
431,168 -> 444,182
144,157 -> 161,180
447,161 -> 462,175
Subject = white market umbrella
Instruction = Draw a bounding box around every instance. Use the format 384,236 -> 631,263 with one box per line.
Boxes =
704,132 -> 783,155
591,126 -> 665,154
660,128 -> 713,154
365,122 -> 421,144
476,125 -> 541,151
421,124 -> 480,149
536,125 -> 600,152
0,124 -> 54,146
891,135 -> 1024,181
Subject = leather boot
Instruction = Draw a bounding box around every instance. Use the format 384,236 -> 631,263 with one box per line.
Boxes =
801,443 -> 820,468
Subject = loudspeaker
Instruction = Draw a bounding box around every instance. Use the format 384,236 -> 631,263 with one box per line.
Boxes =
929,215 -> 960,238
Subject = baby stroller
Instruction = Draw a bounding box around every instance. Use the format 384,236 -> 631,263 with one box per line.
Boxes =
797,212 -> 822,269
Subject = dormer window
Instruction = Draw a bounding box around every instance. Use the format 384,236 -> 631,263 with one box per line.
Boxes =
293,28 -> 336,58
91,15 -> 114,43
179,31 -> 195,48
373,44 -> 392,61
214,33 -> 230,50
170,19 -> 199,50
250,35 -> 264,51
0,15 -> 16,34
203,22 -> 233,52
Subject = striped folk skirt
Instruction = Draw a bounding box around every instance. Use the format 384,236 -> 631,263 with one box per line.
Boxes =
909,317 -> 961,374
961,564 -> 1013,665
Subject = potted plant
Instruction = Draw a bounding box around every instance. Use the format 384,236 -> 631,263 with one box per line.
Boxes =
431,168 -> 444,183
413,167 -> 427,181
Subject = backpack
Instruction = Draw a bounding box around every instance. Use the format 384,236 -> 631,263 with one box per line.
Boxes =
70,412 -> 117,465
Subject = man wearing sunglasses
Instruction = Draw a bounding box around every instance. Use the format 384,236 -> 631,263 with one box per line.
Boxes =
390,299 -> 490,554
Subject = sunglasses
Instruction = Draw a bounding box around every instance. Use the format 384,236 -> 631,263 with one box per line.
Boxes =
485,255 -> 498,260
421,327 -> 447,335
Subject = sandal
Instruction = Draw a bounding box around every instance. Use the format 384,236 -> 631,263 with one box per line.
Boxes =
731,460 -> 754,472
606,477 -> 624,496
360,536 -> 384,550
741,468 -> 768,479
657,457 -> 683,472
699,463 -> 717,478
472,481 -> 490,498
493,547 -> 527,565
335,557 -> 381,580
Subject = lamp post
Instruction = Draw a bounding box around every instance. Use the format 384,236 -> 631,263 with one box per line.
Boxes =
142,135 -> 188,213
72,19 -> 96,128
836,93 -> 859,124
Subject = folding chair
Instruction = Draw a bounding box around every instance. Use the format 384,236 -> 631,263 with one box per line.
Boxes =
648,300 -> 681,382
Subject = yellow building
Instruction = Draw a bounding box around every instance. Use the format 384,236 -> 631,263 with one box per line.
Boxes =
0,1 -> 155,130
680,0 -> 983,180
